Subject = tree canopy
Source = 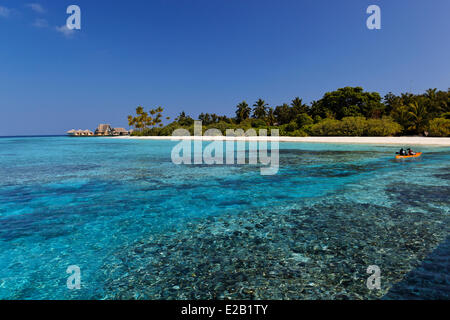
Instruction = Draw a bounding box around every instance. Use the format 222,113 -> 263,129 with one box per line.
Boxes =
310,87 -> 385,120
128,87 -> 450,137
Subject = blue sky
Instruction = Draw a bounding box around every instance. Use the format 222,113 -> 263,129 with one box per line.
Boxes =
0,0 -> 449,135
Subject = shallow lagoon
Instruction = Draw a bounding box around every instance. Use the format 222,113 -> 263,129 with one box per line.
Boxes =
0,137 -> 448,299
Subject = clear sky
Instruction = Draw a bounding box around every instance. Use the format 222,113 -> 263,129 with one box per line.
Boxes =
0,0 -> 449,136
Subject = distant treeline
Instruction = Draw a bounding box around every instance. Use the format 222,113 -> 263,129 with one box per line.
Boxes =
128,87 -> 450,137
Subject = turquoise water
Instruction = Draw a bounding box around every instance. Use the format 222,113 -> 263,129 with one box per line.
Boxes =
0,136 -> 448,299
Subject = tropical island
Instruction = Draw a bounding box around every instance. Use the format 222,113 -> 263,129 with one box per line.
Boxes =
126,87 -> 450,138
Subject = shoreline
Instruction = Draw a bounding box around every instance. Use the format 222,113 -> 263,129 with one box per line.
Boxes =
112,136 -> 450,146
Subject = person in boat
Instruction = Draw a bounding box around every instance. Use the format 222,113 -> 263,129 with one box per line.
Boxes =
399,148 -> 407,156
407,148 -> 416,156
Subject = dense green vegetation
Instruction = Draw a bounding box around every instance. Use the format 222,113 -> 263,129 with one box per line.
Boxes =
128,87 -> 450,137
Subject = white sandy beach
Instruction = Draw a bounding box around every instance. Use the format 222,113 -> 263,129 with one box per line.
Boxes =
113,135 -> 450,146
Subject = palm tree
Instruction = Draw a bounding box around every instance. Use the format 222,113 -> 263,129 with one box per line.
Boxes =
128,106 -> 148,130
252,99 -> 268,119
423,88 -> 444,117
391,105 -> 411,132
235,101 -> 251,122
204,113 -> 211,125
408,101 -> 428,134
267,107 -> 275,126
291,97 -> 308,115
274,103 -> 291,125
128,106 -> 166,131
146,106 -> 165,127
424,88 -> 437,100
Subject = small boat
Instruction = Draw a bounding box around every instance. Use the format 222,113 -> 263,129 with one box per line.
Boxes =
395,152 -> 422,159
